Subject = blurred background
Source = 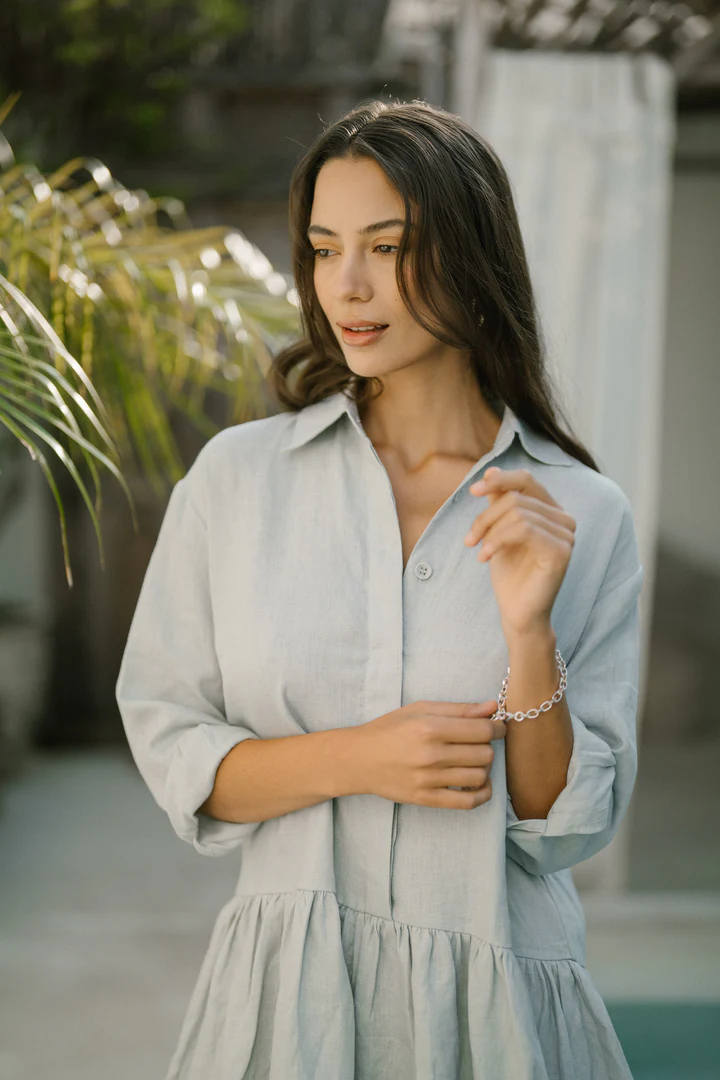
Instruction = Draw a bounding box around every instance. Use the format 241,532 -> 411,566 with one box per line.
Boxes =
0,1 -> 718,1077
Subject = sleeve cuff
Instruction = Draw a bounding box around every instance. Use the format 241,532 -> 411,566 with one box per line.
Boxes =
165,722 -> 262,856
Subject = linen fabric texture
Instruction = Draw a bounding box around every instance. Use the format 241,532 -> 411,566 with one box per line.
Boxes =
116,390 -> 643,1080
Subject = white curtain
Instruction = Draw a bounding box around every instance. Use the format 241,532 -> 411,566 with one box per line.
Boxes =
454,43 -> 677,892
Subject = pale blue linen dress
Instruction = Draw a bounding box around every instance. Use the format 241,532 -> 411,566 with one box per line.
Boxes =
115,390 -> 644,1080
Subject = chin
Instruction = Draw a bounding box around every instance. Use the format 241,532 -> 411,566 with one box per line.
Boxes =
343,354 -> 410,380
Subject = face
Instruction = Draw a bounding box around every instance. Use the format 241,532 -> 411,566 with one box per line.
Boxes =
308,156 -> 457,381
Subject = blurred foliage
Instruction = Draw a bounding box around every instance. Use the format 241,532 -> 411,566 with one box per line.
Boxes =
0,0 -> 251,167
0,96 -> 301,586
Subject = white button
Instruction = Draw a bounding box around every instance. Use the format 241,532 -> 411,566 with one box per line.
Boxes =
414,562 -> 433,580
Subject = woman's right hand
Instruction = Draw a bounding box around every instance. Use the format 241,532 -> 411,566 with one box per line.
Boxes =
349,699 -> 506,810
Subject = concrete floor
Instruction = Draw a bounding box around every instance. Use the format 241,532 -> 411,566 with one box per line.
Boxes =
0,749 -> 718,1080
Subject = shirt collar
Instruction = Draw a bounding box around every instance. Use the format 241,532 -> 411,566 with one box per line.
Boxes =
281,390 -> 573,467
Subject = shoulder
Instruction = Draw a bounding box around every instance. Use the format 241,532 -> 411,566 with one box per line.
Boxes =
520,433 -> 640,590
515,419 -> 632,536
189,409 -> 297,477
177,410 -> 298,514
530,456 -> 644,642
547,458 -> 632,526
196,409 -> 297,469
517,432 -> 632,547
552,462 -> 640,596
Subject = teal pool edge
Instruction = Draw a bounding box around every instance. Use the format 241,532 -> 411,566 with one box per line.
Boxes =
605,1001 -> 720,1077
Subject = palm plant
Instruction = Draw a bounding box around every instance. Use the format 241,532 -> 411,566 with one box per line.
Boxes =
0,93 -> 301,586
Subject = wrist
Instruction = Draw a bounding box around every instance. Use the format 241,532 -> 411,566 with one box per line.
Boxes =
323,725 -> 368,799
504,620 -> 556,655
498,625 -> 566,727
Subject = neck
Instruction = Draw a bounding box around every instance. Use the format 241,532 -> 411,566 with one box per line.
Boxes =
358,360 -> 502,473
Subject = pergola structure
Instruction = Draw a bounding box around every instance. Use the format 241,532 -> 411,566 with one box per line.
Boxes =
381,0 -> 720,108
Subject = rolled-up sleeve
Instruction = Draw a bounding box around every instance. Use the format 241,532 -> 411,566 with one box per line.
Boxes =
115,463 -> 261,857
506,496 -> 644,876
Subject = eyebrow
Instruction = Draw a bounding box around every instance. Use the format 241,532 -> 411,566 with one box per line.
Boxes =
306,218 -> 406,239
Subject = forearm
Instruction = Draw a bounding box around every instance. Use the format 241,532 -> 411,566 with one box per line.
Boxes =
198,726 -> 361,825
503,623 -> 574,820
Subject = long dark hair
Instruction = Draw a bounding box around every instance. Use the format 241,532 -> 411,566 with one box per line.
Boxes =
269,98 -> 599,472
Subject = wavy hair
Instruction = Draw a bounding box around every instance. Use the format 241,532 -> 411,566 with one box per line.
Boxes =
268,98 -> 599,472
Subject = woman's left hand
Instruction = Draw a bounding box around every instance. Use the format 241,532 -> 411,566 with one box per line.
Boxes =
464,466 -> 576,637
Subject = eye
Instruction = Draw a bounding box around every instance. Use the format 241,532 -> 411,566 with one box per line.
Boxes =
312,244 -> 398,259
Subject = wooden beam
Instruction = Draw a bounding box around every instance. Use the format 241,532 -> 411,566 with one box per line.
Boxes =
672,10 -> 720,82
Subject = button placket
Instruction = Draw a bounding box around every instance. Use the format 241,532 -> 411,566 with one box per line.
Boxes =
360,437 -> 406,919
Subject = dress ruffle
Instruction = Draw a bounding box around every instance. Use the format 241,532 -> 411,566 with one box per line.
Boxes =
165,890 -> 632,1080
514,955 -> 633,1080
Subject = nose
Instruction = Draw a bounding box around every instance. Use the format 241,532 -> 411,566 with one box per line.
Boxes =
331,251 -> 372,304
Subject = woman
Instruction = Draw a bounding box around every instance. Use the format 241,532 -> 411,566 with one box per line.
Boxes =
116,99 -> 644,1080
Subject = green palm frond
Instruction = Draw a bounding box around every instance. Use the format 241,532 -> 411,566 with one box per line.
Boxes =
0,98 -> 302,585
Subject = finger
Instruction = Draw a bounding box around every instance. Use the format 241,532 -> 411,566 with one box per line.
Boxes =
434,741 -> 496,770
470,466 -> 561,509
465,493 -> 573,547
479,507 -> 574,548
424,785 -> 493,810
477,514 -> 574,563
440,715 -> 505,743
464,490 -> 527,546
421,700 -> 498,716
436,766 -> 491,789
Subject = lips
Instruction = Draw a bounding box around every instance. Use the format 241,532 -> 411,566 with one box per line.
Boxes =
340,324 -> 389,345
339,323 -> 389,331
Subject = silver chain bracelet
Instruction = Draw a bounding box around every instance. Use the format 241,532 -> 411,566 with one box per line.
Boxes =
490,648 -> 567,724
